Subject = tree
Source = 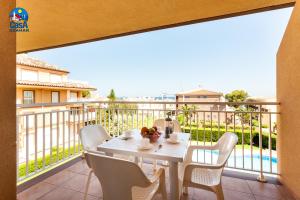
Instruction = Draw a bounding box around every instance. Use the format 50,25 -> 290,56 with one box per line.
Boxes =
82,90 -> 91,98
181,104 -> 196,126
225,90 -> 251,125
225,90 -> 249,105
107,89 -> 116,101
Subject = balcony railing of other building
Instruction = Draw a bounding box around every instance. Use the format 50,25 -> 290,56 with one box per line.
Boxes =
16,101 -> 279,183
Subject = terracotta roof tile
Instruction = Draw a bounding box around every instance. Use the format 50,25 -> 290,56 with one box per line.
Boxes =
17,80 -> 96,90
17,54 -> 69,73
176,89 -> 223,96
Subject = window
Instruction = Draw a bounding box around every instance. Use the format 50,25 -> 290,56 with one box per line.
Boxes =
51,91 -> 60,103
23,90 -> 34,104
21,70 -> 38,81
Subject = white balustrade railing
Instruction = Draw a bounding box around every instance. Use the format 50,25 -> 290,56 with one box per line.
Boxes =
16,101 -> 279,183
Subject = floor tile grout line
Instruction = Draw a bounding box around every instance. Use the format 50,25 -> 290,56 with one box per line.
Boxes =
61,184 -> 101,198
42,171 -> 78,187
246,180 -> 284,199
35,183 -> 59,200
222,187 -> 255,195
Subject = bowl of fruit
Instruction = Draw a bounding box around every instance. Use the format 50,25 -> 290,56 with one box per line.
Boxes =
140,126 -> 161,143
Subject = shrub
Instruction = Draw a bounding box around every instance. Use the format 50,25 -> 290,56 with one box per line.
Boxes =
182,127 -> 276,150
18,145 -> 82,178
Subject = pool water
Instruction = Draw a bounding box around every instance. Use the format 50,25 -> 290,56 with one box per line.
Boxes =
192,150 -> 277,173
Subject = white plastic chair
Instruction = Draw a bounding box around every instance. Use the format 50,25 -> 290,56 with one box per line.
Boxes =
181,132 -> 238,200
79,125 -> 111,200
85,152 -> 167,200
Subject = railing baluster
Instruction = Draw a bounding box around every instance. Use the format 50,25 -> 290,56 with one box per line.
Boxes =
257,105 -> 266,182
210,111 -> 213,164
108,109 -> 113,134
42,113 -> 46,169
242,113 -> 244,169
250,112 -> 253,171
99,108 -> 102,126
196,112 -> 199,163
203,112 -> 206,163
25,115 -> 29,177
16,116 -> 20,181
141,110 -> 144,127
77,109 -> 81,152
122,109 -> 124,133
34,114 -> 38,172
136,109 -> 139,129
63,111 -> 65,160
233,112 -> 236,168
269,113 -> 272,173
68,111 -> 71,158
73,110 -> 75,155
225,112 -> 228,132
147,110 -> 149,127
50,113 -> 53,165
218,107 -> 220,139
117,109 -> 120,135
56,112 -> 59,162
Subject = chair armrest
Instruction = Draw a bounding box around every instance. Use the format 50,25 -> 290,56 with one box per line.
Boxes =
185,145 -> 218,163
188,145 -> 218,151
186,162 -> 223,170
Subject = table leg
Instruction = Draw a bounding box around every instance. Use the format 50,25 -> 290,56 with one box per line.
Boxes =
169,161 -> 180,200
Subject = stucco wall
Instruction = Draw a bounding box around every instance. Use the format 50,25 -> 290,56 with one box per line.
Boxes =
277,1 -> 300,198
0,1 -> 16,199
17,88 -> 70,104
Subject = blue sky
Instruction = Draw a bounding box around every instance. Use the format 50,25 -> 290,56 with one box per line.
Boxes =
29,8 -> 293,98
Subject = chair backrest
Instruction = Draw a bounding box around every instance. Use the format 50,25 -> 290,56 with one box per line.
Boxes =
215,132 -> 238,166
153,119 -> 182,132
86,152 -> 151,200
79,125 -> 111,151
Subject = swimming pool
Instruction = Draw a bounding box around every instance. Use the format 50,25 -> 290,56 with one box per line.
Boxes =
192,149 -> 277,173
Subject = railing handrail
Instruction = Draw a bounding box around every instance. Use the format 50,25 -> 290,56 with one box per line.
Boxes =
16,108 -> 280,117
16,100 -> 280,108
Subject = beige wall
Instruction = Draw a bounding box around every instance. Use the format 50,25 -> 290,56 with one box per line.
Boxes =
17,0 -> 295,52
17,88 -> 70,104
0,1 -> 16,199
277,1 -> 300,198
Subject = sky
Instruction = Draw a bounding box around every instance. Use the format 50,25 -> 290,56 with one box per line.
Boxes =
29,8 -> 293,98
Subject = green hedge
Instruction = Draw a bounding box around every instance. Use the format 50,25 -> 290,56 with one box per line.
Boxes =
18,145 -> 82,178
182,127 -> 276,150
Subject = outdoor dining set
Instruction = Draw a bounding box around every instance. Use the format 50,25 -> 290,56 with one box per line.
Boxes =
79,118 -> 238,200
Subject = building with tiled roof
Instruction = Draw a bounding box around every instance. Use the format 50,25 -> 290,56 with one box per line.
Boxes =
17,54 -> 69,73
176,88 -> 228,123
16,54 -> 96,107
176,89 -> 223,97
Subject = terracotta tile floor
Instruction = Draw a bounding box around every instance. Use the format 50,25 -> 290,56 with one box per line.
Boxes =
18,159 -> 295,200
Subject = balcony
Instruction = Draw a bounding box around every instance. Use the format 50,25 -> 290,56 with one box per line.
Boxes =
16,101 -> 295,199
18,159 -> 294,200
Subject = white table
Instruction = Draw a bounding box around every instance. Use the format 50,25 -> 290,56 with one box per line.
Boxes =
97,130 -> 190,200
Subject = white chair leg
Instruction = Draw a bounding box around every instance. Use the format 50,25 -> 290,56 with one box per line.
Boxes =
84,169 -> 93,200
215,184 -> 224,200
153,160 -> 157,171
